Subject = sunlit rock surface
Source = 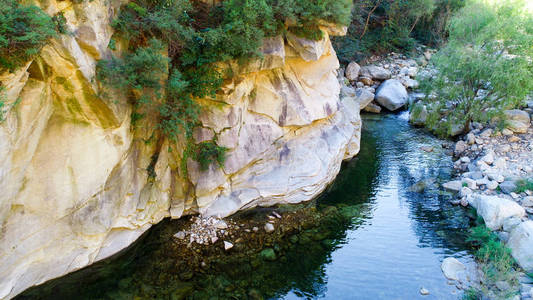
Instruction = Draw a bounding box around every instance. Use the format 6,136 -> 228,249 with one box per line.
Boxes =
0,1 -> 360,298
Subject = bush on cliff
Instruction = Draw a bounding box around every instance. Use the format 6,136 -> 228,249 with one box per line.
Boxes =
97,0 -> 353,170
418,0 -> 533,136
0,0 -> 57,72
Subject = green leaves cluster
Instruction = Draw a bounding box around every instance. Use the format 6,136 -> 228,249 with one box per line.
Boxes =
193,141 -> 228,171
97,0 -> 352,170
418,0 -> 533,136
467,224 -> 518,298
0,0 -> 57,72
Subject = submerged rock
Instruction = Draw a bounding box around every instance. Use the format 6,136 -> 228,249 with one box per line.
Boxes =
443,180 -> 463,192
224,241 -> 234,251
259,248 -> 277,261
264,223 -> 275,233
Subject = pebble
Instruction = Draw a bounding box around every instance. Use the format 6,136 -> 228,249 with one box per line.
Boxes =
174,231 -> 186,239
223,241 -> 233,251
264,223 -> 275,233
420,287 -> 430,295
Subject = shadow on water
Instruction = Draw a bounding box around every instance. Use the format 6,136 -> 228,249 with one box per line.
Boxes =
18,112 -> 473,300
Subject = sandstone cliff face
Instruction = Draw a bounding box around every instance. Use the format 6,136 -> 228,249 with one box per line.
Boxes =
0,1 -> 361,298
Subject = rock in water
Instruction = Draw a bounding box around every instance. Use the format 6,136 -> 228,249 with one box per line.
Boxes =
420,288 -> 430,295
375,79 -> 408,111
345,61 -> 361,81
174,231 -> 186,239
508,221 -> 533,272
441,257 -> 466,281
224,241 -> 234,251
264,223 -> 275,233
260,248 -> 277,261
470,194 -> 525,230
363,102 -> 382,113
442,180 -> 463,192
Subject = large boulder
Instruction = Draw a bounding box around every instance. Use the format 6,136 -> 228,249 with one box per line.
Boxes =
345,61 -> 361,81
360,65 -> 391,81
508,221 -> 533,272
375,79 -> 408,111
469,194 -> 525,230
0,12 -> 361,299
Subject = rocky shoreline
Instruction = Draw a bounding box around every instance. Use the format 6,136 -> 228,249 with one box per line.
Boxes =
441,105 -> 533,299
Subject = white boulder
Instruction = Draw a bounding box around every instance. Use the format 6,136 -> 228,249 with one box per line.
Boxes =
469,194 -> 525,230
375,79 -> 408,111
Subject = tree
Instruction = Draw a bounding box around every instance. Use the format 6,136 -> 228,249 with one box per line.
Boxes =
418,0 -> 533,136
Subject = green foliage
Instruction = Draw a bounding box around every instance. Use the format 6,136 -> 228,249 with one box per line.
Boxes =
333,0 -> 447,63
515,179 -> 533,193
193,141 -> 228,171
98,0 -> 352,171
52,12 -> 68,34
96,39 -> 169,102
108,38 -> 116,51
412,0 -> 465,45
418,0 -> 533,137
467,225 -> 517,289
462,287 -> 482,300
0,0 -> 57,72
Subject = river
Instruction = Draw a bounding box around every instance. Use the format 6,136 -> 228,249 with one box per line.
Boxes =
18,112 -> 476,300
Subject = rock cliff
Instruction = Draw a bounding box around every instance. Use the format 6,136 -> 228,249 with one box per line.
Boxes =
0,1 -> 361,298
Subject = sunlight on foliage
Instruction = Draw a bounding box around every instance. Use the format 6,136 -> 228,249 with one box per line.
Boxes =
0,0 -> 57,72
97,0 -> 353,170
418,0 -> 533,136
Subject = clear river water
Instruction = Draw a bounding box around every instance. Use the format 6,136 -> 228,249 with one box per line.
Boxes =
18,112 -> 476,300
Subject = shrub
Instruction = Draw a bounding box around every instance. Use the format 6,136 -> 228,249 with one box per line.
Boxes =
96,39 -> 169,103
99,0 -> 352,170
0,0 -> 57,72
418,0 -> 533,136
193,141 -> 228,171
467,224 -> 518,297
515,179 -> 533,193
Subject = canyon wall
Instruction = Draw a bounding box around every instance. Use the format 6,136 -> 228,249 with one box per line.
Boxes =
0,0 -> 361,298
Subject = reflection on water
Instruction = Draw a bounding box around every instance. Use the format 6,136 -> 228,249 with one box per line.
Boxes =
18,112 -> 473,300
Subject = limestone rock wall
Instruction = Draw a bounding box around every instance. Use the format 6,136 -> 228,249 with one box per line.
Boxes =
0,1 -> 360,299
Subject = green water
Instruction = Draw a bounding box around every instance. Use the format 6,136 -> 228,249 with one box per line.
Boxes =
18,112 -> 474,299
